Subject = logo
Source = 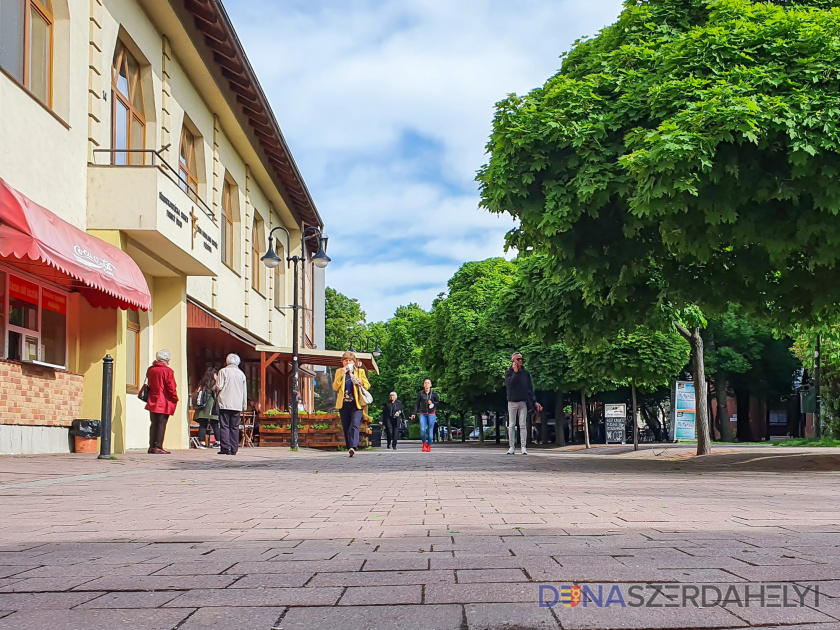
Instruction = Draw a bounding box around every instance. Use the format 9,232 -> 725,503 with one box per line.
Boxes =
560,585 -> 582,607
74,245 -> 116,276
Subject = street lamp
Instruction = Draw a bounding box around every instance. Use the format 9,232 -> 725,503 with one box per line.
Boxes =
262,225 -> 331,450
348,334 -> 381,358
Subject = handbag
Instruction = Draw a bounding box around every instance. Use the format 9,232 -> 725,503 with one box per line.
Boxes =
359,383 -> 374,406
138,377 -> 149,402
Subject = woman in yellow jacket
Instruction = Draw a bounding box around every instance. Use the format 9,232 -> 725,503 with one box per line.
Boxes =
333,350 -> 370,457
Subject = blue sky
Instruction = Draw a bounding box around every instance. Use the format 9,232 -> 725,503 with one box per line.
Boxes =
224,0 -> 625,322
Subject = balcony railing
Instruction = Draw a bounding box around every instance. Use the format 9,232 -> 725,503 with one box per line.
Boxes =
91,148 -> 215,223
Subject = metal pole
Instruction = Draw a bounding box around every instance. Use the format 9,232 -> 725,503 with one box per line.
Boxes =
815,333 -> 822,438
291,254 -> 300,451
98,355 -> 114,459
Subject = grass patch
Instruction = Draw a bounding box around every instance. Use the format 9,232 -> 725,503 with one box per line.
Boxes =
773,437 -> 840,448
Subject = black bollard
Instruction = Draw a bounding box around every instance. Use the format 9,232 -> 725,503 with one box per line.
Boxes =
98,354 -> 114,459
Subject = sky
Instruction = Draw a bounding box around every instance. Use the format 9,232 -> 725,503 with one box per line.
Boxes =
224,0 -> 625,322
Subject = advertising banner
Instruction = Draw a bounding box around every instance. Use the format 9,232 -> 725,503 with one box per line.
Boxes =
673,381 -> 697,441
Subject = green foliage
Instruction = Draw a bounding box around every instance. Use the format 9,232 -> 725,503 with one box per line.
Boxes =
408,423 -> 421,440
423,259 -> 522,411
368,304 -> 433,416
774,436 -> 840,447
479,0 -> 840,329
325,287 -> 368,352
794,328 -> 840,437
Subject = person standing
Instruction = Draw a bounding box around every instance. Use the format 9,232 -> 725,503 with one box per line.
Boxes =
505,352 -> 542,455
333,351 -> 370,457
145,349 -> 178,454
411,379 -> 439,452
215,353 -> 247,456
193,367 -> 220,449
381,392 -> 404,450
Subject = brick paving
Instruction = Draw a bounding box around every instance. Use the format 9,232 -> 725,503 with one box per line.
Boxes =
0,442 -> 839,629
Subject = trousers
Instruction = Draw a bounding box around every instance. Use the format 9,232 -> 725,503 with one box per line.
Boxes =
385,417 -> 400,447
148,412 -> 169,450
507,401 -> 528,449
340,403 -> 363,449
218,409 -> 241,454
419,414 -> 436,444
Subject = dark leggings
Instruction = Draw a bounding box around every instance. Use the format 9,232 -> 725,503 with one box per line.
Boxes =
340,403 -> 363,449
149,412 -> 169,450
197,418 -> 220,444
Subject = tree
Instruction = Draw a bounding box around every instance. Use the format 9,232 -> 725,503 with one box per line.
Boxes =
423,259 -> 521,416
324,287 -> 367,352
479,0 -> 840,454
367,304 -> 432,418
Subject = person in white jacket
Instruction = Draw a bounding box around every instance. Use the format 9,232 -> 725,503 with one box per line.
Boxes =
214,353 -> 248,455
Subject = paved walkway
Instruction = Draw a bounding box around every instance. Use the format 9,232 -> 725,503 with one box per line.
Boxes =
0,442 -> 839,629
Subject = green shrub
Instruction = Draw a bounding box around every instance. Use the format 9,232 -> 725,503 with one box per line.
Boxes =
408,424 -> 421,440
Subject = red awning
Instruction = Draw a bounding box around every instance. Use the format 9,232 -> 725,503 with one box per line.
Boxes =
0,178 -> 151,311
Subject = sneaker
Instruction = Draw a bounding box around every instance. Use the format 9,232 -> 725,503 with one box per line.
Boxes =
197,444 -> 208,450
210,443 -> 220,449
521,447 -> 528,455
349,448 -> 355,458
507,447 -> 515,455
392,444 -> 397,450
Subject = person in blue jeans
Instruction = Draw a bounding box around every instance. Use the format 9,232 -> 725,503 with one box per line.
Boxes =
411,379 -> 440,452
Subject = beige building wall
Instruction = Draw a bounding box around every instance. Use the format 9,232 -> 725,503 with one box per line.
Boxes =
0,0 -> 318,454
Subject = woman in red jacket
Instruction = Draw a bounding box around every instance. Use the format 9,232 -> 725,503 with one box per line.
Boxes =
145,349 -> 179,454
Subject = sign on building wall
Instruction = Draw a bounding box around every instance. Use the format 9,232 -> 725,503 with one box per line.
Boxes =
672,381 -> 697,441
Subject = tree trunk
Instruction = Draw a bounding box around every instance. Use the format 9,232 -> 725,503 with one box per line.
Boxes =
495,412 -> 501,445
555,391 -> 565,446
446,412 -> 452,442
479,413 -> 485,442
632,378 -> 639,451
675,323 -> 711,456
461,412 -> 466,442
735,386 -> 753,442
715,372 -> 731,442
581,391 -> 591,449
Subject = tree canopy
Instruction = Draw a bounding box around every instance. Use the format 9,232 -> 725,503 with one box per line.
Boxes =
479,0 -> 840,328
324,287 -> 368,352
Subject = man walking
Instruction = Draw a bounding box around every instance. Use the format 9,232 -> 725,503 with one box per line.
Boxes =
505,352 -> 542,455
215,353 -> 247,456
381,392 -> 404,450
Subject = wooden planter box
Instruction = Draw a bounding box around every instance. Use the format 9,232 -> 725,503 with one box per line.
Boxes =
257,414 -> 371,449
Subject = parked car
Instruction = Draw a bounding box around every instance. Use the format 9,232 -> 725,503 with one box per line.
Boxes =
469,425 -> 507,440
450,427 -> 463,438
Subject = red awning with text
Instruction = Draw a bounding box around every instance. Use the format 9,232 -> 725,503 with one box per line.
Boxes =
0,178 -> 151,311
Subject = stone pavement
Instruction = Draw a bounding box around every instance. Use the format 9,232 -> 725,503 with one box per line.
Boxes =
0,442 -> 839,629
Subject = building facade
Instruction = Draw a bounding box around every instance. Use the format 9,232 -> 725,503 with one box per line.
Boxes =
0,0 -> 326,454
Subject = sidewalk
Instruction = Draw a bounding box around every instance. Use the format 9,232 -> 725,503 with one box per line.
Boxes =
0,443 -> 838,629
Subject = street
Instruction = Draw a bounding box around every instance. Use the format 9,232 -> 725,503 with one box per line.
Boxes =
0,443 -> 839,629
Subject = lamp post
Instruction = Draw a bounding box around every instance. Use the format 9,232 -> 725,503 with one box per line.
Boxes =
262,225 -> 330,450
348,334 -> 382,358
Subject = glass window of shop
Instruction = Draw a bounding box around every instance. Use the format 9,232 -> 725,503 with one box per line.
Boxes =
2,270 -> 67,367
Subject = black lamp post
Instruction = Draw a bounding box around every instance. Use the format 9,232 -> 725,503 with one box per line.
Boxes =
348,334 -> 381,358
261,225 -> 330,450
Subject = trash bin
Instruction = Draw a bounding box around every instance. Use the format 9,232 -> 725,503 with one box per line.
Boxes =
370,424 -> 382,448
70,419 -> 101,453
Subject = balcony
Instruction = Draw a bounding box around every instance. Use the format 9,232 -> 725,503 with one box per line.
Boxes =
87,150 -> 219,277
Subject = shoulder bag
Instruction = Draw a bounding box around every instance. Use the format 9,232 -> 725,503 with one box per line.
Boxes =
138,369 -> 150,403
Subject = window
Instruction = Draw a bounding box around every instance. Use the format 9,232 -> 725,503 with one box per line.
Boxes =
126,309 -> 140,392
0,0 -> 53,106
221,180 -> 234,268
179,124 -> 199,201
251,217 -> 263,294
111,42 -> 145,165
3,271 -> 67,367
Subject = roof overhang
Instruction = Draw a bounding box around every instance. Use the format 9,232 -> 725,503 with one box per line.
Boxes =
173,0 -> 322,230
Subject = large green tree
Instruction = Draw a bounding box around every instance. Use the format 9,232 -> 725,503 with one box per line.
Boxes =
367,304 -> 432,418
324,287 -> 368,352
423,258 -> 521,415
479,0 -> 840,454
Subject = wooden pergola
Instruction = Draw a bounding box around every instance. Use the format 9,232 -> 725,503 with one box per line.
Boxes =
255,346 -> 380,413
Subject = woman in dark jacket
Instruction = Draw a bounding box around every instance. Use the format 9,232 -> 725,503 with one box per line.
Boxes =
411,379 -> 439,452
193,367 -> 219,449
145,349 -> 179,454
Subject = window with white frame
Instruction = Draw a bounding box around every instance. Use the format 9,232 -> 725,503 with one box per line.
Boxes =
1,269 -> 67,367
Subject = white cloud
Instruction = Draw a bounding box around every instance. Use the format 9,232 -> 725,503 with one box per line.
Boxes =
226,0 -> 624,321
